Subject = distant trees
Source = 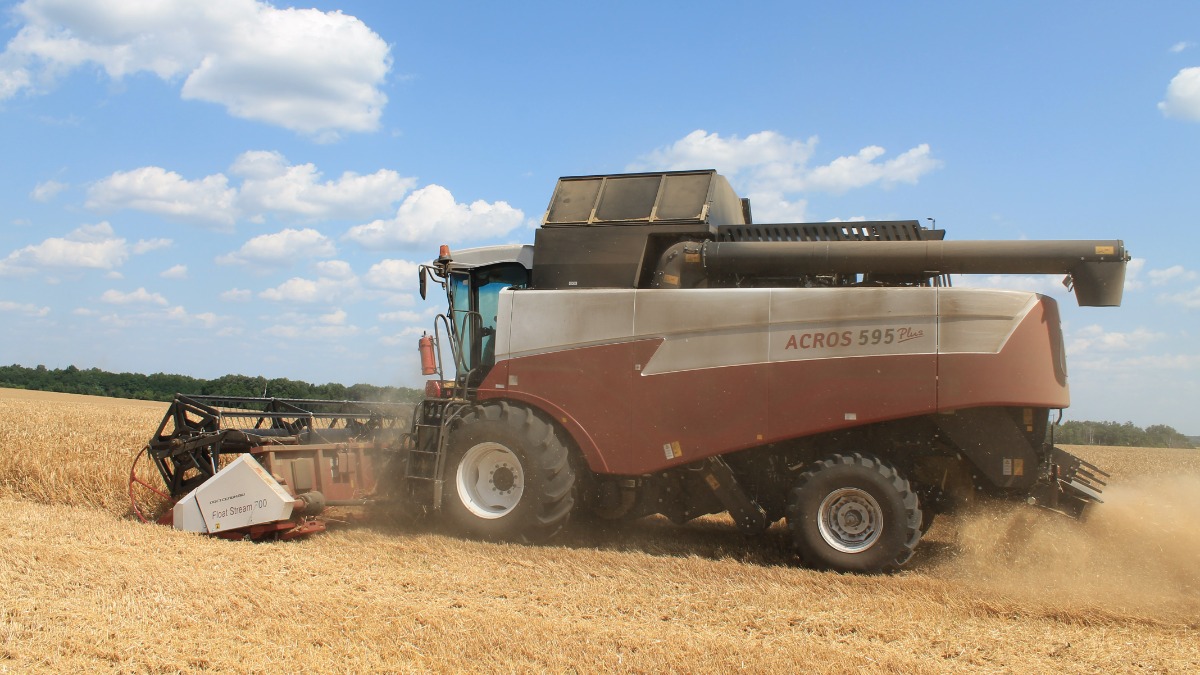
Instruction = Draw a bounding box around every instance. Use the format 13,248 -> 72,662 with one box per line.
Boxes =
0,364 -> 422,404
1053,420 -> 1195,449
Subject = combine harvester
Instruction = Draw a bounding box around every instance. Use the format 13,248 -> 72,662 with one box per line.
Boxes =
131,170 -> 1124,572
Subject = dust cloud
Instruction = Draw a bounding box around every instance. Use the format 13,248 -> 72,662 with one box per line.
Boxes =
940,475 -> 1200,623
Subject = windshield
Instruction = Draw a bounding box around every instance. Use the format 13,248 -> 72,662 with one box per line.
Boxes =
446,263 -> 528,382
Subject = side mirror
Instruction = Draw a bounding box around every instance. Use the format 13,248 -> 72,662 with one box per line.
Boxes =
419,267 -> 427,300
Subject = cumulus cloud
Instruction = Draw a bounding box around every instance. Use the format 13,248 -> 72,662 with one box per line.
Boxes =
216,228 -> 335,266
363,258 -> 419,290
220,288 -> 253,302
261,310 -> 360,339
952,273 -> 1071,297
0,221 -> 166,275
231,150 -> 415,218
629,130 -> 940,222
1159,285 -> 1200,309
1147,264 -> 1197,286
0,300 -> 50,317
31,179 -> 67,202
632,130 -> 819,176
344,185 -> 525,249
86,152 -> 415,228
378,309 -> 421,323
164,305 -> 220,329
314,259 -> 354,280
1122,257 -> 1146,290
259,262 -> 359,303
100,287 -> 168,306
379,325 -> 428,346
1068,324 -> 1164,353
1159,67 -> 1200,121
87,167 -> 238,228
160,264 -> 188,279
319,308 -> 347,325
1,0 -> 391,138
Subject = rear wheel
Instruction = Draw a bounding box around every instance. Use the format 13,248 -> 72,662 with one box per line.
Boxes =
786,453 -> 922,573
443,402 -> 575,542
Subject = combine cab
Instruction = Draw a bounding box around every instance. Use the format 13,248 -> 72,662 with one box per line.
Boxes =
133,169 -> 1122,573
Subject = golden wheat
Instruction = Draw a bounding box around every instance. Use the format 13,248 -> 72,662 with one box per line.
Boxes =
1,388 -> 1197,673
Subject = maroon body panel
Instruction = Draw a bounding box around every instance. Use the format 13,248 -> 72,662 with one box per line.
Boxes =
478,339 -> 663,473
767,354 -> 938,438
481,348 -> 940,476
480,291 -> 1069,477
937,299 -> 1069,410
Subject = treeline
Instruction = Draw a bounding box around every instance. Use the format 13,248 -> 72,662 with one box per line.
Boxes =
1054,420 -> 1195,449
0,364 -> 423,404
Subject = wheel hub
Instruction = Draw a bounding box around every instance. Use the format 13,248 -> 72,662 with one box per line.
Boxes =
491,465 -> 516,493
456,442 -> 525,519
817,488 -> 883,553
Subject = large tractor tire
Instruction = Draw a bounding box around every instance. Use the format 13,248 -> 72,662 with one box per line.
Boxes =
786,453 -> 922,573
443,401 -> 575,542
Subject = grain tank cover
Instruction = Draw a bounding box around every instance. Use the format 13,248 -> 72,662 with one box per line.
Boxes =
542,170 -> 747,227
534,170 -> 749,289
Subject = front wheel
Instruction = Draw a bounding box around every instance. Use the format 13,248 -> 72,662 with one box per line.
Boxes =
443,402 -> 575,542
786,453 -> 922,573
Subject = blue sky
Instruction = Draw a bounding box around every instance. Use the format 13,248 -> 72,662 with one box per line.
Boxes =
1,1 -> 1197,432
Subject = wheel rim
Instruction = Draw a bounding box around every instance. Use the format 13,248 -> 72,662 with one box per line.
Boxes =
817,487 -> 883,553
455,442 -> 525,519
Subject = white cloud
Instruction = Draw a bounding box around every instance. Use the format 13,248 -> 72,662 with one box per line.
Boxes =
160,264 -> 188,279
87,167 -> 237,228
1067,324 -> 1164,354
744,192 -> 810,223
1147,265 -> 1197,286
803,144 -> 938,193
952,273 -> 1070,297
1159,286 -> 1200,309
1,0 -> 391,138
1122,257 -> 1146,290
380,325 -> 428,346
164,305 -> 220,328
1072,352 -> 1200,372
0,221 -> 159,275
319,308 -> 347,325
0,65 -> 31,98
1159,67 -> 1200,122
220,288 -> 253,302
0,300 -> 50,317
314,259 -> 354,280
100,287 -> 168,306
216,228 -> 335,266
378,309 -> 421,323
261,311 -> 361,340
85,152 -> 414,228
259,273 -> 358,303
30,179 -> 67,202
364,258 -> 418,290
132,238 -> 172,254
1170,41 -> 1193,54
631,130 -> 818,176
344,185 -> 524,249
231,150 -> 415,218
629,130 -> 941,204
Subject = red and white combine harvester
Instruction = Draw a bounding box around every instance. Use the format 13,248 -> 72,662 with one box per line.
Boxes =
132,170 -> 1125,572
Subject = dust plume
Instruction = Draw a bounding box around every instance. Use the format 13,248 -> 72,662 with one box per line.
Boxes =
941,475 -> 1200,624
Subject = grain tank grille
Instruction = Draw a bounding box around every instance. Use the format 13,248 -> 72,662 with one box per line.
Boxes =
717,220 -> 946,243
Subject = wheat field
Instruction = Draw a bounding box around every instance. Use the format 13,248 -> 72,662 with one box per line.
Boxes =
1,388 -> 1198,673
